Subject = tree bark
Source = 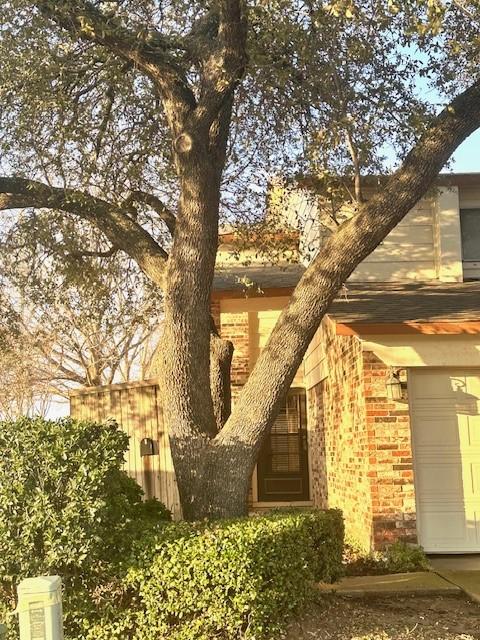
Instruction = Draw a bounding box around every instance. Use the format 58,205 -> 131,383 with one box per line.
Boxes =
160,147 -> 226,517
210,326 -> 234,431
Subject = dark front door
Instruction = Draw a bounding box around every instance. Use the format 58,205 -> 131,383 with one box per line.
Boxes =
257,389 -> 310,502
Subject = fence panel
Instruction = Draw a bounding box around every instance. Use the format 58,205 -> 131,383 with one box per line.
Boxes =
70,380 -> 182,519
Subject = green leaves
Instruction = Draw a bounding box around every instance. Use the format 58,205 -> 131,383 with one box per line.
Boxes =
0,416 -> 171,639
89,509 -> 344,640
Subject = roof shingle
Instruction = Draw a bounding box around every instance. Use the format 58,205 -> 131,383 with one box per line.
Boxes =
213,264 -> 480,323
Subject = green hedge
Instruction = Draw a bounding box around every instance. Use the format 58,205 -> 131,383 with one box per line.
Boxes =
0,416 -> 170,639
88,509 -> 344,640
0,416 -> 344,640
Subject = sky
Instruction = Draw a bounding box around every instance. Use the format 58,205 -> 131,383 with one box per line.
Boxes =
448,130 -> 480,173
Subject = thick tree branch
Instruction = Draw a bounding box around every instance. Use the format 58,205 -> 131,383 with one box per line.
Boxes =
0,178 -> 168,287
218,76 -> 480,457
184,9 -> 220,61
34,0 -> 196,133
190,0 -> 247,131
128,190 -> 177,235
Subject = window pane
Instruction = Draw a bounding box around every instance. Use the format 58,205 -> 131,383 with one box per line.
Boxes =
460,209 -> 480,261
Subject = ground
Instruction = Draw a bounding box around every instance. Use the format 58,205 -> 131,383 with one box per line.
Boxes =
286,594 -> 480,640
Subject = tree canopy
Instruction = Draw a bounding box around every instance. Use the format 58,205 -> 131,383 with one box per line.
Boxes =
0,0 -> 479,518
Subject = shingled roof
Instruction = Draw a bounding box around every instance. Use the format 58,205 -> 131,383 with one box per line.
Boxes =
329,282 -> 480,324
213,264 -> 480,324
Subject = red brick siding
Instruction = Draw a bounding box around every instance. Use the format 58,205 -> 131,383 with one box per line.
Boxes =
217,310 -> 250,395
307,320 -> 417,550
363,352 -> 417,547
308,319 -> 373,549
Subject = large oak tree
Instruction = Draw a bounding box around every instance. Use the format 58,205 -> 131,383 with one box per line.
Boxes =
0,0 -> 479,518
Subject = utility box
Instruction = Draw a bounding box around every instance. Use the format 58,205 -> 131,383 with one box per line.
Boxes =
17,576 -> 63,640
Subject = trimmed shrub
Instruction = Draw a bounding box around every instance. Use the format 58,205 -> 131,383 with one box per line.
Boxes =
0,416 -> 344,639
88,509 -> 344,640
0,416 -> 170,638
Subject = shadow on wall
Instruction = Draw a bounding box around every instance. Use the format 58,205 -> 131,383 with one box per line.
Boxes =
410,370 -> 480,554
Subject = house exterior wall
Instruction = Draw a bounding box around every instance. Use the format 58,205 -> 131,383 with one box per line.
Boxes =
216,297 -> 425,545
218,297 -> 305,388
217,296 -> 307,509
277,183 -> 480,283
362,352 -> 417,548
361,334 -> 480,368
305,319 -> 416,549
351,199 -> 437,282
307,318 -> 373,549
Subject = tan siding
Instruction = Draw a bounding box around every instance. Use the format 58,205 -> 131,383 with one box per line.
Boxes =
349,199 -> 436,282
70,381 -> 181,519
304,322 -> 328,389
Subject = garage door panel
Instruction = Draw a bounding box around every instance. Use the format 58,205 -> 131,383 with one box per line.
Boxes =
415,463 -> 464,501
419,509 -> 480,552
413,416 -> 460,447
411,369 -> 480,553
411,371 -> 465,399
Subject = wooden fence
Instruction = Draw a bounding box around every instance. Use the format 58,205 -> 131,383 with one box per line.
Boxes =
70,379 -> 182,519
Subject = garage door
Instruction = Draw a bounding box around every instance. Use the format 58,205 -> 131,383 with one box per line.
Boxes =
410,370 -> 480,553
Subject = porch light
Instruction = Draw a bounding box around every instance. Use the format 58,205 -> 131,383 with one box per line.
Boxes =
386,369 -> 403,401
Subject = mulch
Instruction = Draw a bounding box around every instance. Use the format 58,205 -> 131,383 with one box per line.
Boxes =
285,594 -> 480,640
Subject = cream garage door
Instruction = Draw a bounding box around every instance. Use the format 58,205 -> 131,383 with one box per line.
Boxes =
410,369 -> 480,553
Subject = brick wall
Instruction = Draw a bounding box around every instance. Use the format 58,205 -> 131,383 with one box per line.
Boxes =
308,318 -> 373,549
217,308 -> 250,398
307,319 -> 418,550
363,352 -> 417,547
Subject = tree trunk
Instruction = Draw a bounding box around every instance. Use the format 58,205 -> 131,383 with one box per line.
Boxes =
210,326 -> 234,431
173,440 -> 251,520
160,144 -> 227,517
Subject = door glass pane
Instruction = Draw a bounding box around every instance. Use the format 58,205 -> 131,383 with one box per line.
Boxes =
269,395 -> 301,472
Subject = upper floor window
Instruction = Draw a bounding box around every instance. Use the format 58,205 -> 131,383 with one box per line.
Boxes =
460,209 -> 480,281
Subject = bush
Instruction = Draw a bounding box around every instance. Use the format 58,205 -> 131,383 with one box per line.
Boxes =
344,538 -> 429,576
384,540 -> 430,573
0,416 -> 343,639
88,509 -> 344,640
0,416 -> 170,638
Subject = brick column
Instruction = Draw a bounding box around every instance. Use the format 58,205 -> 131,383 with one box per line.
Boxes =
363,352 -> 417,548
